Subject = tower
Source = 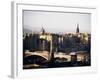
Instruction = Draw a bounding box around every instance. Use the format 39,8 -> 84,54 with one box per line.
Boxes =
76,23 -> 79,33
41,27 -> 45,34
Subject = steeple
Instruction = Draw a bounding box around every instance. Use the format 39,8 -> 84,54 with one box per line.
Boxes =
41,27 -> 45,34
76,23 -> 79,33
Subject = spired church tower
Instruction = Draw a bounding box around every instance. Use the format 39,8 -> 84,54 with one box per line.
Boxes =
41,27 -> 45,34
76,23 -> 79,33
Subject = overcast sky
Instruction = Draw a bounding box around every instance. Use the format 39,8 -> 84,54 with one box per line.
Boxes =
23,10 -> 91,34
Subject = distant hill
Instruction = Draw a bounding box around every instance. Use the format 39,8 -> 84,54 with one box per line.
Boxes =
23,25 -> 40,34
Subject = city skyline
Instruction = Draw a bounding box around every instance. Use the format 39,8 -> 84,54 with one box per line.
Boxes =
23,10 -> 91,69
23,10 -> 91,34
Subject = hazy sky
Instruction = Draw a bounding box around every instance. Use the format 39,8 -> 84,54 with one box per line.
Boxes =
23,10 -> 91,34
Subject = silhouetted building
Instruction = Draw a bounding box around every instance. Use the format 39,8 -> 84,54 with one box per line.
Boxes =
76,23 -> 79,33
23,33 -> 30,50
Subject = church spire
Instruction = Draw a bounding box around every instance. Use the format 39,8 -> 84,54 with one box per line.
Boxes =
41,27 -> 45,34
76,23 -> 79,33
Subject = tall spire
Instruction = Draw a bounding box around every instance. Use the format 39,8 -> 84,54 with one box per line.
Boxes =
76,23 -> 79,33
41,27 -> 45,34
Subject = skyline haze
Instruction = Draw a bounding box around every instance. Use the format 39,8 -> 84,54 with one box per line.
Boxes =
23,10 -> 91,34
